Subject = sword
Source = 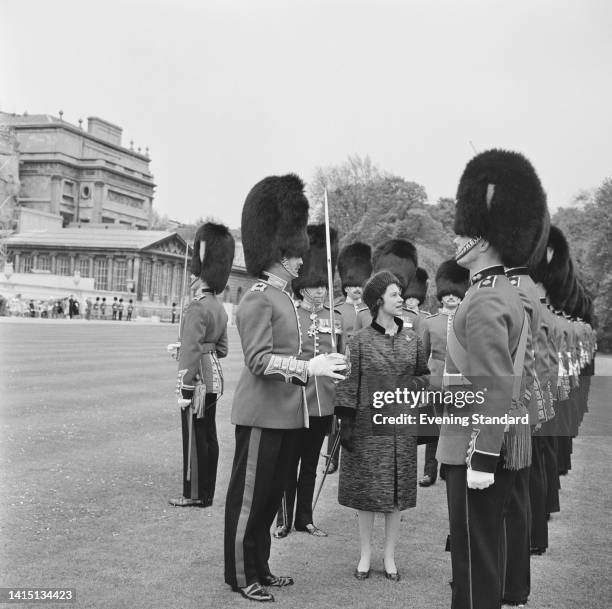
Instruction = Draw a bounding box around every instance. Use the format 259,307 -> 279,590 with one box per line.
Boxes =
323,188 -> 336,349
312,430 -> 341,513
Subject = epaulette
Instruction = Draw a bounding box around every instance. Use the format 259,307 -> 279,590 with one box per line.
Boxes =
193,292 -> 207,302
507,274 -> 521,288
250,282 -> 268,292
324,304 -> 343,316
478,276 -> 498,288
419,310 -> 432,318
428,312 -> 440,319
357,305 -> 369,313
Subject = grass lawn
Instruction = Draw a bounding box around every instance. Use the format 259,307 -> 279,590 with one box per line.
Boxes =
0,318 -> 611,609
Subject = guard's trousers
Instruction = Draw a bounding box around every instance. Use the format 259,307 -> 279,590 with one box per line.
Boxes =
445,463 -> 517,609
277,416 -> 331,529
502,467 -> 531,605
224,425 -> 299,589
180,398 -> 218,503
423,438 -> 439,480
529,435 -> 548,550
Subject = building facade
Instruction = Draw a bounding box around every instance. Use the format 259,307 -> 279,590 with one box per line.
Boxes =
3,228 -> 253,309
0,112 -> 155,230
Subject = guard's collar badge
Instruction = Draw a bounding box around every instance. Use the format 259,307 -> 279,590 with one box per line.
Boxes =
262,272 -> 288,292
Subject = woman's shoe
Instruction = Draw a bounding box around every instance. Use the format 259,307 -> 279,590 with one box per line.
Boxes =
384,570 -> 401,582
353,568 -> 370,580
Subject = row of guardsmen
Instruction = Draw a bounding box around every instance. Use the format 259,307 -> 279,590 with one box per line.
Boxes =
171,150 -> 597,608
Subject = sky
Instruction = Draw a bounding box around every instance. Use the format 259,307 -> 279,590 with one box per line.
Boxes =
2,0 -> 611,229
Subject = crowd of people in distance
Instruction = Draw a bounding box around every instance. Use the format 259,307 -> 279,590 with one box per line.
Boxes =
2,294 -> 136,321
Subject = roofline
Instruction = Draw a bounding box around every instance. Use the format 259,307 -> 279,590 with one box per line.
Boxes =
10,120 -> 150,162
6,231 -> 193,254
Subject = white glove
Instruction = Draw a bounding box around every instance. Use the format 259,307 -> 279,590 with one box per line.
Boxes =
177,398 -> 191,409
307,353 -> 347,380
467,469 -> 495,490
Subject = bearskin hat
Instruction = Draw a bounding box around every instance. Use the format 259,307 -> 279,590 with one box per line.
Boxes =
543,226 -> 572,309
527,208 -> 551,283
435,259 -> 470,302
338,242 -> 372,292
404,267 -> 429,304
563,277 -> 581,317
372,239 -> 418,297
191,222 -> 235,294
454,149 -> 548,267
292,224 -> 338,295
241,174 -> 309,277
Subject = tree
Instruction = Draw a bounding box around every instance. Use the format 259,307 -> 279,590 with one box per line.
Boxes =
554,177 -> 612,351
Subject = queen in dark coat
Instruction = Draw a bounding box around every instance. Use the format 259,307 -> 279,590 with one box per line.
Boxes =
335,270 -> 429,580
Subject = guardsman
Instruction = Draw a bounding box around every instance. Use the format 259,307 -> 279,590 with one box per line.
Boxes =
274,224 -> 343,539
100,297 -> 107,320
437,149 -> 543,609
419,259 -> 469,487
112,296 -> 119,320
326,241 -> 372,473
502,191 -> 549,608
93,296 -> 100,320
538,225 -> 574,521
224,174 -> 346,603
126,299 -> 134,321
118,298 -> 124,321
170,222 -> 234,509
526,224 -> 562,556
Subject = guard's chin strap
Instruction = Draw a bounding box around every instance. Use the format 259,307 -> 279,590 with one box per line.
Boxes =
280,257 -> 299,278
455,236 -> 482,261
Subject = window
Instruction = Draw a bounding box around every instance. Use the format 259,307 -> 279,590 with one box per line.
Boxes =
114,259 -> 127,292
56,255 -> 71,276
37,255 -> 51,272
94,258 -> 108,290
21,254 -> 33,273
78,258 -> 90,278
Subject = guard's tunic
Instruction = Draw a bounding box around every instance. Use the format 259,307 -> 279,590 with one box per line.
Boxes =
437,265 -> 525,609
421,310 -> 452,479
277,301 -> 343,530
351,304 -> 374,333
224,270 -> 309,590
401,307 -> 431,355
176,287 -> 228,503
